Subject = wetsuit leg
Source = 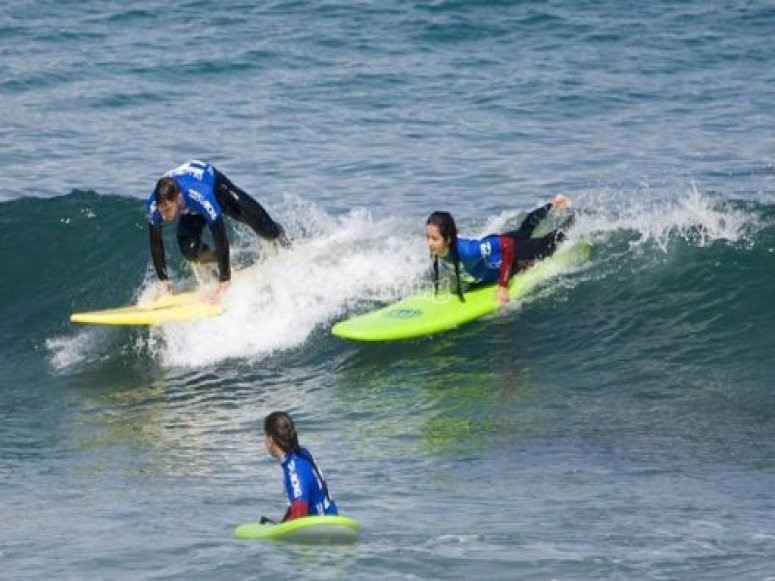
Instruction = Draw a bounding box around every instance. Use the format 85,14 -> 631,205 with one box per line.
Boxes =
213,169 -> 289,244
506,229 -> 566,274
506,203 -> 553,240
177,213 -> 216,262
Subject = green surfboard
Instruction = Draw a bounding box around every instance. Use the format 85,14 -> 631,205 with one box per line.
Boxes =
234,515 -> 360,543
331,242 -> 591,342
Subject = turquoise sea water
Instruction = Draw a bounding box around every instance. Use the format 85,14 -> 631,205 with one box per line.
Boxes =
1,1 -> 773,578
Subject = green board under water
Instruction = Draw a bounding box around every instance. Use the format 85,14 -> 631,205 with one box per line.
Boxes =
234,515 -> 360,543
331,242 -> 591,342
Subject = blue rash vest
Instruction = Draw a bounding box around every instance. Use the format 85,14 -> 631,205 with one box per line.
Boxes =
145,160 -> 222,226
441,235 -> 505,285
281,448 -> 338,517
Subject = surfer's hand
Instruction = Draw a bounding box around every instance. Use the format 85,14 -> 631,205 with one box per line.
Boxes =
552,193 -> 571,210
153,280 -> 173,300
496,285 -> 509,306
210,280 -> 231,304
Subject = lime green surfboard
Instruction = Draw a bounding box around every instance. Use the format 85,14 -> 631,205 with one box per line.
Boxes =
70,291 -> 223,326
331,243 -> 591,342
234,515 -> 360,543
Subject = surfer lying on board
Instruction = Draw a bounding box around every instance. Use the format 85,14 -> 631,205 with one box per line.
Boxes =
425,194 -> 571,306
262,411 -> 339,523
146,160 -> 290,304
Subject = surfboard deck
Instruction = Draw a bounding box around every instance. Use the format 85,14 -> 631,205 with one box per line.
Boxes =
70,291 -> 223,326
234,515 -> 360,543
331,242 -> 591,342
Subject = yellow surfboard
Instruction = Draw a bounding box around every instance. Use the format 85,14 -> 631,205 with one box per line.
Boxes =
70,291 -> 223,326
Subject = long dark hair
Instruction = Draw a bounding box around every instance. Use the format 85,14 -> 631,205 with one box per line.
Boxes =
264,411 -> 332,502
426,211 -> 465,302
264,411 -> 300,454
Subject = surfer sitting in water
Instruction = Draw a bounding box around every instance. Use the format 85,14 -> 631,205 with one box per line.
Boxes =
146,160 -> 290,304
262,411 -> 338,523
425,194 -> 571,306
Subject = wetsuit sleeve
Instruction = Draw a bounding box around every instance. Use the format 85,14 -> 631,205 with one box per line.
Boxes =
282,501 -> 310,522
210,218 -> 231,282
498,235 -> 514,287
148,224 -> 169,281
282,456 -> 315,521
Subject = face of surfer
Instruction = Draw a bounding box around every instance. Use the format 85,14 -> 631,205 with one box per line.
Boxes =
425,211 -> 457,259
157,194 -> 184,221
425,224 -> 450,258
264,433 -> 281,460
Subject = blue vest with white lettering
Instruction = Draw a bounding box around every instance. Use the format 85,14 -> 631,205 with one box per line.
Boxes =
441,235 -> 505,284
281,448 -> 338,516
146,160 -> 222,226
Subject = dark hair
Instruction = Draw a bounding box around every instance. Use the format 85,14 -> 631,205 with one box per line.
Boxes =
264,411 -> 332,502
154,176 -> 181,204
264,411 -> 300,455
426,211 -> 465,302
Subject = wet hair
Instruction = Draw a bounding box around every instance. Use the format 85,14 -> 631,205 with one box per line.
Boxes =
264,411 -> 332,501
154,176 -> 181,205
426,211 -> 465,302
264,411 -> 300,455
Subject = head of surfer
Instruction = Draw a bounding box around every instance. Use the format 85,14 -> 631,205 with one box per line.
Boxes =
425,211 -> 457,259
264,411 -> 300,461
154,177 -> 184,221
426,211 -> 465,302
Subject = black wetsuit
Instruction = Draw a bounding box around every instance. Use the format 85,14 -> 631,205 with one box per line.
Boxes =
146,160 -> 288,282
501,203 -> 567,271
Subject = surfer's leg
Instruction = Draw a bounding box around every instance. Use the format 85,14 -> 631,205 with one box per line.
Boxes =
213,170 -> 291,247
177,214 -> 216,263
507,230 -> 565,272
507,203 -> 553,240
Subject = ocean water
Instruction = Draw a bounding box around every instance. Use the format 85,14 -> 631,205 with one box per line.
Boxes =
1,1 -> 774,579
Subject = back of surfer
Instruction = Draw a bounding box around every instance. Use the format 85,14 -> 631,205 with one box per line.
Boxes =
146,160 -> 290,304
425,193 -> 572,306
263,411 -> 338,523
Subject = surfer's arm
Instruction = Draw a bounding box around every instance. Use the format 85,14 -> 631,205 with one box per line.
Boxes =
210,218 -> 231,282
496,235 -> 514,306
148,223 -> 169,281
497,235 -> 514,287
281,500 -> 310,522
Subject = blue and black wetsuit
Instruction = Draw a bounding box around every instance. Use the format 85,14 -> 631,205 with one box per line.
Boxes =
280,447 -> 338,521
146,160 -> 286,282
442,202 -> 566,289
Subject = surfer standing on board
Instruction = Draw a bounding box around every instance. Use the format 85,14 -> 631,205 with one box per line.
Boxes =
425,194 -> 572,306
262,411 -> 339,523
146,160 -> 290,304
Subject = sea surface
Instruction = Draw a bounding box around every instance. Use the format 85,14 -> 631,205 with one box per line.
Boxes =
1,1 -> 774,579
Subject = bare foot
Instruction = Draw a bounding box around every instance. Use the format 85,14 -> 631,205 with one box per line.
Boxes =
552,193 -> 571,210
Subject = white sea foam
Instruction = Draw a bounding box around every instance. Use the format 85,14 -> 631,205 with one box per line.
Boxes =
572,185 -> 756,251
47,188 -> 760,370
46,328 -> 111,372
143,200 -> 428,367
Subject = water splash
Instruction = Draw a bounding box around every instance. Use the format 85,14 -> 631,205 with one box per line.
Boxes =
574,185 -> 757,252
143,200 -> 428,367
46,188 -> 764,370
